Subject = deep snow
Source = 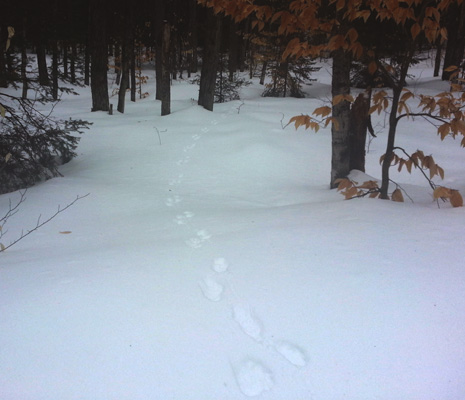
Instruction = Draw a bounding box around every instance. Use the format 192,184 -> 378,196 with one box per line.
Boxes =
1,59 -> 465,400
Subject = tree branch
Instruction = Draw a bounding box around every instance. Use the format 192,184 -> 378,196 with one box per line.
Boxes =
0,193 -> 90,253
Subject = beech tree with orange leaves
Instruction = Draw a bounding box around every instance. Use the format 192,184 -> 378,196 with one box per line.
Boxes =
199,0 -> 465,207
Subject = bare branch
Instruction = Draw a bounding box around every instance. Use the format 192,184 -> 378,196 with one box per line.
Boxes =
0,193 -> 90,253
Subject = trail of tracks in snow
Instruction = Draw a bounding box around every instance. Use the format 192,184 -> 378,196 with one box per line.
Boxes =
165,105 -> 308,397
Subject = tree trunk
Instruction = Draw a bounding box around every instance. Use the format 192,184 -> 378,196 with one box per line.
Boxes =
154,0 -> 165,100
380,86 -> 401,199
130,42 -> 136,102
90,0 -> 109,112
0,26 -> 7,88
115,45 -> 121,85
161,21 -> 171,116
188,0 -> 198,73
37,43 -> 50,86
198,9 -> 221,111
117,40 -> 129,113
349,89 -> 372,172
63,42 -> 69,79
21,18 -> 28,99
434,40 -> 442,77
52,39 -> 59,100
259,60 -> 267,85
84,14 -> 90,86
330,49 -> 352,188
238,19 -> 249,73
70,42 -> 76,83
229,19 -> 238,82
442,1 -> 465,80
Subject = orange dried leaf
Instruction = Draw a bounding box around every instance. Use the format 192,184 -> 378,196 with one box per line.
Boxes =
336,178 -> 352,191
411,23 -> 421,39
345,186 -> 359,199
368,61 -> 377,75
433,186 -> 451,199
450,190 -> 463,207
391,188 -> 404,202
313,106 -> 332,118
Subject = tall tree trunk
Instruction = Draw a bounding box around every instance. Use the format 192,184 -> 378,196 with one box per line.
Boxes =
52,39 -> 59,100
161,21 -> 171,116
84,19 -> 90,86
21,18 -> 28,99
37,43 -> 50,86
63,42 -> 69,79
130,42 -> 136,102
115,44 -> 121,85
188,0 -> 198,73
237,19 -> 248,73
70,42 -> 76,83
434,40 -> 442,77
198,9 -> 221,111
228,19 -> 238,82
442,1 -> 465,80
380,86 -> 401,199
154,0 -> 165,100
259,60 -> 267,85
90,0 -> 109,112
117,40 -> 129,113
36,14 -> 50,87
380,49 -> 414,199
330,49 -> 352,188
349,89 -> 372,172
0,26 -> 7,88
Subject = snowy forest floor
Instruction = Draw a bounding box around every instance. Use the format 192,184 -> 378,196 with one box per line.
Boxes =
1,58 -> 464,399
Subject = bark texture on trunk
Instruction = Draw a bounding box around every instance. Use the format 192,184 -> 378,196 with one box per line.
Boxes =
90,0 -> 109,112
330,48 -> 352,188
198,9 -> 221,111
349,89 -> 372,172
161,21 -> 171,116
442,1 -> 465,80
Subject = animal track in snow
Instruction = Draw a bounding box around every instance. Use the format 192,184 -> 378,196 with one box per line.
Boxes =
212,257 -> 229,273
199,276 -> 224,302
183,144 -> 196,152
234,359 -> 273,397
165,195 -> 182,207
186,230 -> 211,249
211,120 -> 218,125
174,211 -> 195,225
196,230 -> 211,240
201,127 -> 209,133
232,305 -> 263,342
274,341 -> 307,367
176,157 -> 190,166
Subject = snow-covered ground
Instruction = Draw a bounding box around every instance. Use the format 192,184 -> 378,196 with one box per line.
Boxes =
1,59 -> 464,399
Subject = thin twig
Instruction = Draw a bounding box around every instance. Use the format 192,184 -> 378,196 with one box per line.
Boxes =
0,193 -> 90,253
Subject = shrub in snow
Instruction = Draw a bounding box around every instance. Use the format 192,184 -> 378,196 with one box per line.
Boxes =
0,95 -> 91,194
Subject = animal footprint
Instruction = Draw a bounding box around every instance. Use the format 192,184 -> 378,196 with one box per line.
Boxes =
196,229 -> 211,240
176,157 -> 190,166
183,144 -> 196,152
200,128 -> 209,133
185,230 -> 211,248
274,341 -> 307,367
174,211 -> 195,225
165,195 -> 182,207
199,276 -> 224,302
186,238 -> 202,248
233,305 -> 263,342
234,359 -> 273,397
212,257 -> 229,273
211,120 -> 218,125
